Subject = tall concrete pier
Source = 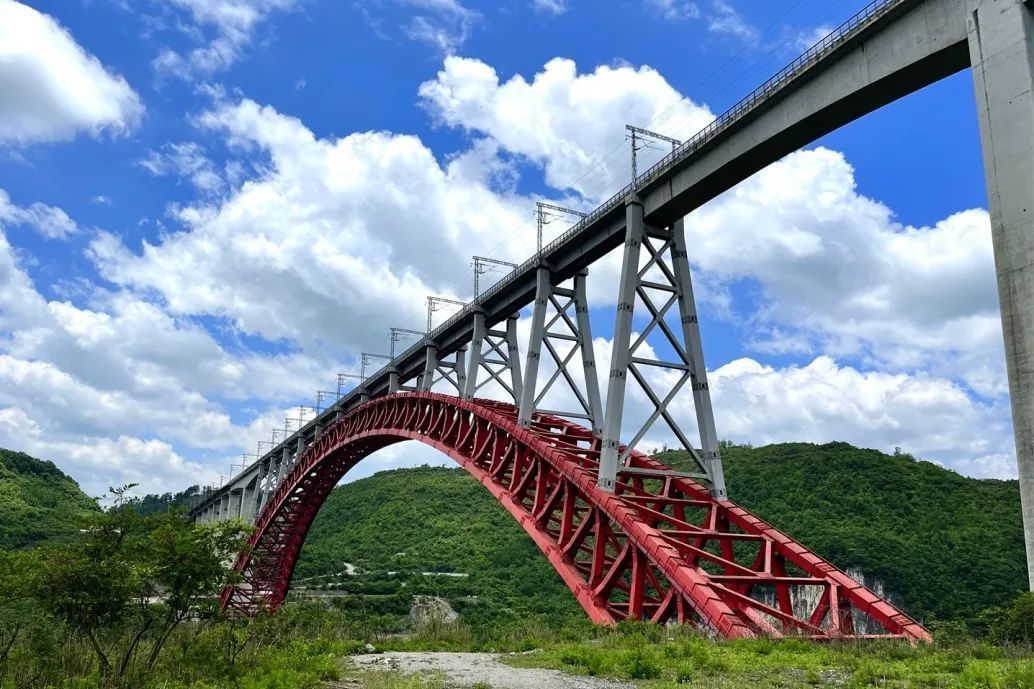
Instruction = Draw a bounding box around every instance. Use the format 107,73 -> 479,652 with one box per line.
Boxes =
969,0 -> 1034,590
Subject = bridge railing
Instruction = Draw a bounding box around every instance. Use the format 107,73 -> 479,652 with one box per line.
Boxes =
633,0 -> 907,192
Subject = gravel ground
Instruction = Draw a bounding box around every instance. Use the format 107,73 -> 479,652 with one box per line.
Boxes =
349,651 -> 636,689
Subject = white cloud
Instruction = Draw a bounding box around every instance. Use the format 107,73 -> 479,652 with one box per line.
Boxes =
90,195 -> 114,206
707,356 -> 1013,477
398,0 -> 480,54
90,97 -> 530,356
419,56 -> 714,200
645,0 -> 757,45
0,189 -> 78,239
793,24 -> 834,52
531,0 -> 567,15
152,0 -> 298,78
139,141 -> 224,193
0,407 -> 220,497
706,0 -> 758,43
0,215 -> 333,494
646,0 -> 700,20
0,1 -> 143,145
682,147 -> 1004,396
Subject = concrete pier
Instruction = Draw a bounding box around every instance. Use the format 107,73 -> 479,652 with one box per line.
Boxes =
969,0 -> 1034,589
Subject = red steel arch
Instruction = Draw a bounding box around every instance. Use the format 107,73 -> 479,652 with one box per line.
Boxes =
222,392 -> 930,641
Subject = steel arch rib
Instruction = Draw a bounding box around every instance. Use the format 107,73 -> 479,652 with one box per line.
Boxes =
222,392 -> 930,642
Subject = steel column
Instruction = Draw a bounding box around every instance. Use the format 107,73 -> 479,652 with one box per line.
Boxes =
672,218 -> 727,499
463,312 -> 488,399
574,273 -> 605,436
600,196 -> 647,491
464,312 -> 522,402
504,316 -> 523,400
421,344 -> 437,391
518,267 -> 551,427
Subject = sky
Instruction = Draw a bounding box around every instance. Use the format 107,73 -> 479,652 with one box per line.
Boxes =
0,0 -> 1009,498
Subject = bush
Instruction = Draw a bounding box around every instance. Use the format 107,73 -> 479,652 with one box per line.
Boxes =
623,646 -> 661,680
991,593 -> 1034,646
958,661 -> 1004,689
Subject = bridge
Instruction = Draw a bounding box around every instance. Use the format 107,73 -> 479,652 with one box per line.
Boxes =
189,0 -> 1034,641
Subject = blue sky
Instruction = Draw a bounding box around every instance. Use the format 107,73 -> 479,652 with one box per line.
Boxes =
0,0 -> 1010,496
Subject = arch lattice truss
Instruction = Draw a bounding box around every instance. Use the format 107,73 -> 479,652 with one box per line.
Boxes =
223,392 -> 929,641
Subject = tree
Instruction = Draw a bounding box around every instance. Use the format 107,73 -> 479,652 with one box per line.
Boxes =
143,509 -> 250,668
30,486 -> 250,685
990,592 -> 1034,645
0,550 -> 35,686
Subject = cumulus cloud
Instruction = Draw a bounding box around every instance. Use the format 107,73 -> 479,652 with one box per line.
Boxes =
419,56 -> 715,200
91,97 -> 530,356
0,214 -> 332,494
152,0 -> 298,78
681,147 -> 1004,395
0,406 -> 220,497
706,357 -> 1013,477
0,1 -> 143,145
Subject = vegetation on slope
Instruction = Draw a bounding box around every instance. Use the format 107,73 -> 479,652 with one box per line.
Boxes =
298,442 -> 1026,629
296,465 -> 584,628
661,442 -> 1026,624
0,448 -> 97,550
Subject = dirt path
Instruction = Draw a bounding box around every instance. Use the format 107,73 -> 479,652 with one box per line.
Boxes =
349,651 -> 636,689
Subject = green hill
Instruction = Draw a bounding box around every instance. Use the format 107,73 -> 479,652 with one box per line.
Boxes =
296,465 -> 583,627
297,442 -> 1026,628
0,448 -> 97,550
666,442 -> 1027,623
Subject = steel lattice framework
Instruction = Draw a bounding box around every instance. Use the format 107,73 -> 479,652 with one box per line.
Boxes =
222,392 -> 929,642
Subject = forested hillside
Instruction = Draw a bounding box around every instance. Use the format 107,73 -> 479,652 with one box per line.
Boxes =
296,465 -> 584,627
298,442 -> 1027,627
0,448 -> 97,549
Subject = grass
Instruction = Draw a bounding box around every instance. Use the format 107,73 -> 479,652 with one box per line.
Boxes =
495,624 -> 1034,688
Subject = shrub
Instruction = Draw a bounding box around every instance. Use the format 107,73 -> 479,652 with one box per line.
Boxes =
991,593 -> 1034,646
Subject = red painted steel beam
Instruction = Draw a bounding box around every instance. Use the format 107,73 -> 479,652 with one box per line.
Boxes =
221,392 -> 931,642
